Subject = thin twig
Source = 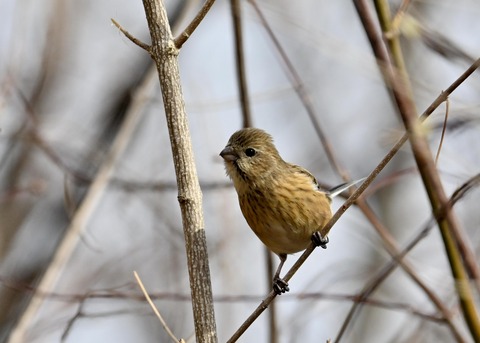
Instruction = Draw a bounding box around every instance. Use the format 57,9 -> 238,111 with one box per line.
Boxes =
174,0 -> 217,49
353,200 -> 465,341
7,62 -> 159,343
391,0 -> 412,33
134,271 -> 185,343
242,9 -> 456,337
111,18 -> 151,51
247,5 -> 464,340
226,55 -> 480,343
61,297 -> 86,342
230,0 -> 278,340
374,0 -> 408,73
227,111 -> 403,343
362,0 -> 480,340
434,98 -> 449,164
264,250 -> 278,343
335,172 -> 480,342
230,0 -> 252,128
247,0 -> 348,180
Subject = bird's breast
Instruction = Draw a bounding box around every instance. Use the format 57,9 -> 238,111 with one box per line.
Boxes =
238,181 -> 332,255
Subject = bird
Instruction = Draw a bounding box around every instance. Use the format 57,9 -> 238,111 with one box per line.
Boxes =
220,128 -> 363,294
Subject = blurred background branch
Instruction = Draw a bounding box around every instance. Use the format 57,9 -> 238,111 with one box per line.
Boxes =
1,0 -> 480,342
355,0 -> 480,340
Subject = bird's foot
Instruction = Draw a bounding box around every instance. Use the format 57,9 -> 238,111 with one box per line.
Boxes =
273,277 -> 290,295
312,232 -> 329,249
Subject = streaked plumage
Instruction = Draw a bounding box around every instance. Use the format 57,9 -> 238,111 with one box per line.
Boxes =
220,128 -> 359,294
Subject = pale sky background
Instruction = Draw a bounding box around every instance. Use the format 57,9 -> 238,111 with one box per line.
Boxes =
1,0 -> 480,342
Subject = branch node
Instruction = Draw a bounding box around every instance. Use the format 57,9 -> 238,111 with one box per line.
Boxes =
177,195 -> 191,204
167,40 -> 180,56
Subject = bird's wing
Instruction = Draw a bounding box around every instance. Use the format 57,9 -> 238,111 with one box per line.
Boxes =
328,177 -> 366,198
288,164 -> 323,191
289,163 -> 366,198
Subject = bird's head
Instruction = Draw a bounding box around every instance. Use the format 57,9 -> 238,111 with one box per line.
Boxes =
220,128 -> 283,190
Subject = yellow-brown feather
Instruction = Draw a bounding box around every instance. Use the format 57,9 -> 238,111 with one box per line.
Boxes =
238,164 -> 332,254
222,128 -> 332,256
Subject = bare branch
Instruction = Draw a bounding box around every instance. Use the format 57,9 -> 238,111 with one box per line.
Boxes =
230,0 -> 252,128
335,172 -> 480,342
7,46 -> 159,343
111,18 -> 151,51
174,0 -> 217,49
140,0 -> 217,341
226,52 -> 480,343
134,271 -> 185,343
434,98 -> 449,164
355,0 -> 480,340
247,0 -> 347,179
244,4 -> 465,340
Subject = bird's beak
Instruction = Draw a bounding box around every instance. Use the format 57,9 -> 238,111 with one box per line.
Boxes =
220,146 -> 239,162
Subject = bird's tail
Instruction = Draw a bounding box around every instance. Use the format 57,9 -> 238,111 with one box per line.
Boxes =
328,177 -> 366,198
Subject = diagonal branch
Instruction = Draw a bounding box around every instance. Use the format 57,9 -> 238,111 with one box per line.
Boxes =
355,0 -> 480,340
226,54 -> 480,343
7,49 -> 159,343
335,173 -> 480,343
111,18 -> 151,51
134,271 -> 185,343
247,0 -> 348,179
246,1 -> 466,340
174,0 -> 217,49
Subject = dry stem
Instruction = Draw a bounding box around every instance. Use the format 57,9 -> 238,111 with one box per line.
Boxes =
140,0 -> 217,342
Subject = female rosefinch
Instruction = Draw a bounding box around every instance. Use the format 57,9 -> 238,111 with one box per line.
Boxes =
220,128 -> 362,294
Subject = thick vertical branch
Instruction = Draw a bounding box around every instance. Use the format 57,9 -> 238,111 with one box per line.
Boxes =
141,1 -> 217,342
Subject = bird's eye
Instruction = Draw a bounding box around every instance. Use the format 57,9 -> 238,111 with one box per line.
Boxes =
245,148 -> 256,157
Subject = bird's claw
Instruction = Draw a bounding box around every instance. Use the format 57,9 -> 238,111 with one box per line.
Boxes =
273,277 -> 289,295
312,232 -> 329,249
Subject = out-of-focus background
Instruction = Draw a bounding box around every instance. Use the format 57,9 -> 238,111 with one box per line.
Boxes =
1,0 -> 479,342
